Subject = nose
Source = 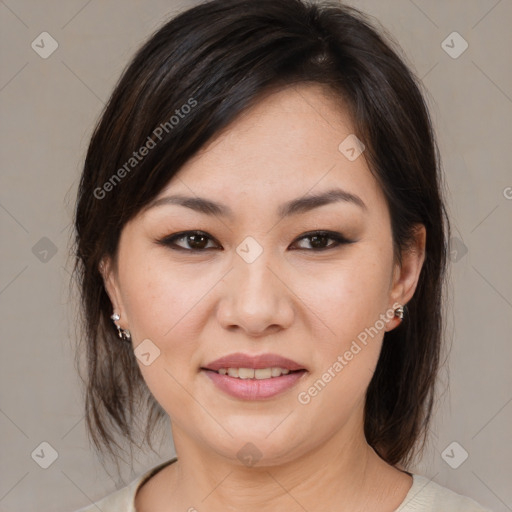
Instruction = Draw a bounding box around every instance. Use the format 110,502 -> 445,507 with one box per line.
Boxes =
216,250 -> 294,337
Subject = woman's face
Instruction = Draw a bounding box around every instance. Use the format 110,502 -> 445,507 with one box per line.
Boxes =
102,84 -> 425,465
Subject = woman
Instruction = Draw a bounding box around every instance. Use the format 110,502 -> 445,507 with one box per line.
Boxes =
72,0 -> 492,510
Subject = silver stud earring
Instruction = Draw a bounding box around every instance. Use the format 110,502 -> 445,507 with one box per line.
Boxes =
394,305 -> 405,320
110,312 -> 131,341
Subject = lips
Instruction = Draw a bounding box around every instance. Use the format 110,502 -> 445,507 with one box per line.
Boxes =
200,352 -> 308,400
202,352 -> 306,372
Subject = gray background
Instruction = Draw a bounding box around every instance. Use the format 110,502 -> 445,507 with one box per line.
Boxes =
0,1 -> 511,511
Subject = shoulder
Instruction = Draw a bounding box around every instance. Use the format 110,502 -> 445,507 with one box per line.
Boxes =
72,483 -> 137,512
396,474 -> 493,512
71,457 -> 178,512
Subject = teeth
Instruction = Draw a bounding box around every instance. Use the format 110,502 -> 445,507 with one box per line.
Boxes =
271,367 -> 282,377
227,368 -> 239,378
238,368 -> 254,379
217,367 -> 293,379
254,368 -> 272,379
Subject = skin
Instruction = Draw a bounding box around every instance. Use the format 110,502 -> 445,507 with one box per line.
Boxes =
101,83 -> 426,511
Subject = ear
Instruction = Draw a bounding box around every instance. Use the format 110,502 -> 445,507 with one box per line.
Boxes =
385,224 -> 426,332
99,256 -> 129,328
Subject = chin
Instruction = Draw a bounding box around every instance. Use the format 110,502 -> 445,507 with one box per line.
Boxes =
201,427 -> 309,468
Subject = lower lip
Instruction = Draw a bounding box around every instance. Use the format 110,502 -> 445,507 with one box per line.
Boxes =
202,369 -> 307,400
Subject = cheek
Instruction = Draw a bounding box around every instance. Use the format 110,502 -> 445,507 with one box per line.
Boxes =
117,248 -> 213,359
293,254 -> 392,427
293,243 -> 394,408
122,266 -> 176,335
297,246 -> 393,344
117,253 -> 213,417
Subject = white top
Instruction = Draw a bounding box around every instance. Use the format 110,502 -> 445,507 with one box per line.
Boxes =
74,457 -> 492,512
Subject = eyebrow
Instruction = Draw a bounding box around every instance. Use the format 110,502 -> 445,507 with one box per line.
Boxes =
146,188 -> 367,219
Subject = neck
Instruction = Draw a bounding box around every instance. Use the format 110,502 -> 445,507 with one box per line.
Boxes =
157,415 -> 407,511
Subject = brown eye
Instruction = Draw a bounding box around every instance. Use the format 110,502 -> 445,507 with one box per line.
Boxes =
156,231 -> 220,251
291,231 -> 355,251
156,229 -> 355,253
308,233 -> 332,249
185,233 -> 210,250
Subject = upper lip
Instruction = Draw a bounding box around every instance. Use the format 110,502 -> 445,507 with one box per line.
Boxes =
202,352 -> 306,371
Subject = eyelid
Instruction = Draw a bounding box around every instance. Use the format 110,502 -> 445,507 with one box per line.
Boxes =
156,230 -> 221,251
289,230 -> 356,250
155,229 -> 356,252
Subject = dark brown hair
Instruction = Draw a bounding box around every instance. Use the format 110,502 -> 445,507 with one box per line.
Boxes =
72,0 -> 450,472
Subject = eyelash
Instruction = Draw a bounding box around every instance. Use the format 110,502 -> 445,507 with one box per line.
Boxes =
155,230 -> 356,253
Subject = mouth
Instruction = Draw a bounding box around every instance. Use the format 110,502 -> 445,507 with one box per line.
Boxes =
200,352 -> 308,400
202,352 -> 306,373
201,366 -> 306,378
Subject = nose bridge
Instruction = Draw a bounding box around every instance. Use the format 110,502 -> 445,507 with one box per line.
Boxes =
234,238 -> 278,305
219,235 -> 293,334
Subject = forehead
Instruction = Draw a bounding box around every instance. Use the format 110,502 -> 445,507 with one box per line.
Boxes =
149,83 -> 384,218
